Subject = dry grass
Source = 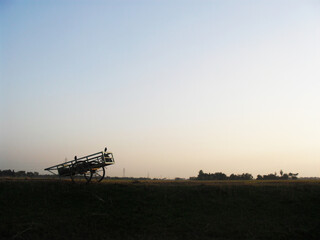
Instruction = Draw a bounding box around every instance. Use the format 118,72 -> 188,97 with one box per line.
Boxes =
2,176 -> 320,185
1,178 -> 320,239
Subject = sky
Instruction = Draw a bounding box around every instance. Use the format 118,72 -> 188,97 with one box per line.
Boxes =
1,0 -> 320,178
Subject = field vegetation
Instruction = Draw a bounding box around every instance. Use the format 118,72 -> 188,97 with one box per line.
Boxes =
1,179 -> 320,239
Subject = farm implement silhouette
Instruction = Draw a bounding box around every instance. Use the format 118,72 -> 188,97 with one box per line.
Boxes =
45,147 -> 115,183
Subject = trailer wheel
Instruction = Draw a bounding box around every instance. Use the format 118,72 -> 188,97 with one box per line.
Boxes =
84,169 -> 93,183
71,161 -> 92,183
90,161 -> 105,182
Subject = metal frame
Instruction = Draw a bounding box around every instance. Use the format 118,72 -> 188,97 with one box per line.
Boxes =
45,149 -> 115,183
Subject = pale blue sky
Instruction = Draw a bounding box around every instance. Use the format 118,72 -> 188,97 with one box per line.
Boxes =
1,0 -> 320,178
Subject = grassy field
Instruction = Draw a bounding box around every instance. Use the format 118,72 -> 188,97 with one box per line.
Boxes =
1,179 -> 320,240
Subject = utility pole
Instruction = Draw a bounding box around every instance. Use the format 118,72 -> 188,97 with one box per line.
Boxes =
123,168 -> 125,178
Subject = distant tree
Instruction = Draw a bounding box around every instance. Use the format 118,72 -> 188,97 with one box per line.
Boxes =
196,170 -> 300,181
229,174 -> 238,180
198,170 -> 205,180
257,175 -> 263,180
213,172 -> 227,180
255,171 -> 298,180
197,171 -> 253,180
2,169 -> 14,176
262,174 -> 277,180
241,173 -> 253,180
175,177 -> 185,181
229,173 -> 253,180
16,171 -> 26,177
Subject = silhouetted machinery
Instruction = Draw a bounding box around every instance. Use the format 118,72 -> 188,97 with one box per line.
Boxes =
45,147 -> 115,183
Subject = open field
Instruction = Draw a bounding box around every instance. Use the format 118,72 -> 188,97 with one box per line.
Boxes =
1,179 -> 320,240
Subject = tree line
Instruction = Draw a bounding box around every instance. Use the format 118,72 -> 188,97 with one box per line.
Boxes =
0,169 -> 39,177
257,170 -> 298,180
0,169 -> 300,180
195,170 -> 299,180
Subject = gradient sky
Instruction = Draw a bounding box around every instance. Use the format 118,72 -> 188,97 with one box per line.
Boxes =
1,0 -> 320,178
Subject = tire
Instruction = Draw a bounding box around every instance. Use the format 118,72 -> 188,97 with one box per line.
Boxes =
70,161 -> 92,183
90,161 -> 105,183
